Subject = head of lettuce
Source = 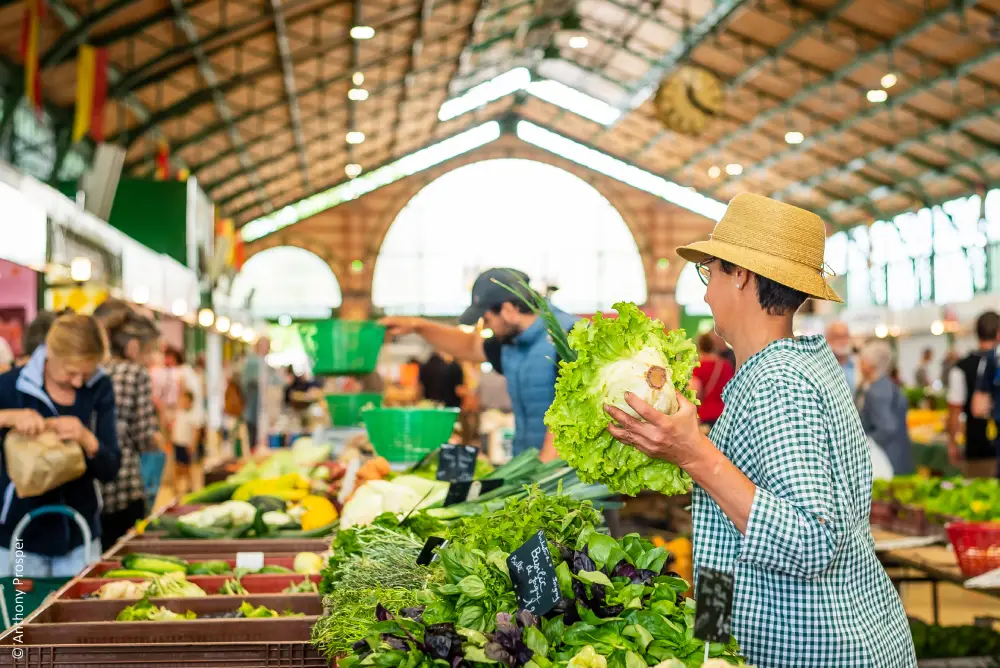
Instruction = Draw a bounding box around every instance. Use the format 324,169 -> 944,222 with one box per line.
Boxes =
544,302 -> 698,496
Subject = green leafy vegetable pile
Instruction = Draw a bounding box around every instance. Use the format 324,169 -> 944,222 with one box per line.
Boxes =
324,492 -> 745,668
872,475 -> 1000,522
116,597 -> 196,622
545,302 -> 698,496
909,618 -> 1000,659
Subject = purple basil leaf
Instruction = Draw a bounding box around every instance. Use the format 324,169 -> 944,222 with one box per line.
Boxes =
352,640 -> 370,653
400,607 -> 424,622
594,604 -> 624,618
485,642 -> 515,666
386,637 -> 408,651
516,609 -> 539,629
634,569 -> 657,585
424,631 -> 454,660
496,612 -> 513,627
572,550 -> 596,574
612,562 -> 639,580
590,583 -> 607,604
555,543 -> 574,563
375,604 -> 392,622
451,657 -> 464,668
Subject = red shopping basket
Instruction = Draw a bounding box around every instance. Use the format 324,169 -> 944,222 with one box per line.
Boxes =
946,521 -> 1000,578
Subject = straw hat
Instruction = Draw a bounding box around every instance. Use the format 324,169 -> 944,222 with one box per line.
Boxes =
676,192 -> 843,303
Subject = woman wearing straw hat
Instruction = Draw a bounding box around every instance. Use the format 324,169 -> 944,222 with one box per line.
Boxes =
606,194 -> 916,667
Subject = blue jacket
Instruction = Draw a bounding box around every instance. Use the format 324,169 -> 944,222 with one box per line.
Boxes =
859,376 -> 914,476
501,307 -> 579,455
0,346 -> 120,556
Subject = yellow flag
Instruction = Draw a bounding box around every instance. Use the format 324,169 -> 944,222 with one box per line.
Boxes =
72,45 -> 97,143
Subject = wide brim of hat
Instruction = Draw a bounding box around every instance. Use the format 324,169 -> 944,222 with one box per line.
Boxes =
676,238 -> 843,304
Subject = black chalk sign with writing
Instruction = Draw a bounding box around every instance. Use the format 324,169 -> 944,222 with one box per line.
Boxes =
416,537 -> 447,566
506,530 -> 561,616
436,445 -> 479,482
693,566 -> 735,644
443,479 -> 504,506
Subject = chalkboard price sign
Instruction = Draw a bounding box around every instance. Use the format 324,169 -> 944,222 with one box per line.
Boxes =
416,537 -> 447,566
693,566 -> 735,644
506,530 -> 561,616
443,479 -> 504,506
436,445 -> 479,482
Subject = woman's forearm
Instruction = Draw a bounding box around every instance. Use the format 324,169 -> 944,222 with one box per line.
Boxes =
686,438 -> 757,534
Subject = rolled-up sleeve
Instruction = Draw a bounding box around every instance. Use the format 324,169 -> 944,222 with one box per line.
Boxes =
738,381 -> 839,580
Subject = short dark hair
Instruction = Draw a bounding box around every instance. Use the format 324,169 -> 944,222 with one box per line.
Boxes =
975,311 -> 1000,342
164,347 -> 183,364
488,296 -> 534,316
718,259 -> 808,316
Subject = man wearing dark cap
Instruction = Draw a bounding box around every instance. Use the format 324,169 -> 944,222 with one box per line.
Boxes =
381,268 -> 578,458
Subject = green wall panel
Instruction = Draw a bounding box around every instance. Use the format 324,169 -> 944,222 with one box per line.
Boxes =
107,179 -> 189,264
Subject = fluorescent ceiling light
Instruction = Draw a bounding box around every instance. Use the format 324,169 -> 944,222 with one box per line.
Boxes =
241,121 -> 502,242
568,35 -> 589,49
880,73 -> 897,89
352,72 -> 364,86
784,131 -> 804,144
438,68 -> 531,121
350,26 -> 374,39
346,131 -> 365,144
526,80 -> 621,125
345,163 -> 362,178
866,89 -> 887,103
707,166 -> 721,179
725,163 -> 742,176
515,121 -> 726,221
348,88 -> 369,101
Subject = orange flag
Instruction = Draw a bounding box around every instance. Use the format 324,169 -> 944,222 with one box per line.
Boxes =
20,0 -> 45,117
154,139 -> 170,180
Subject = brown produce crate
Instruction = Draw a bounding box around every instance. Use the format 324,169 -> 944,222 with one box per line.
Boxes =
106,538 -> 329,557
27,594 -> 321,623
869,500 -> 896,529
83,555 -> 306,577
0,617 -> 328,667
893,505 -> 931,536
60,574 -> 320,598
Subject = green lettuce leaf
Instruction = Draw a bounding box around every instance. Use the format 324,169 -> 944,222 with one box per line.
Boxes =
545,302 -> 697,496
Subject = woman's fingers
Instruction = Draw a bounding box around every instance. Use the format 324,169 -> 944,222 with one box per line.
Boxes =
623,392 -> 669,426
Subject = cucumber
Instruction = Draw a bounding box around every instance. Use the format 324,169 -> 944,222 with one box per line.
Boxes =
181,481 -> 241,504
102,569 -> 157,578
178,522 -> 229,539
121,554 -> 188,573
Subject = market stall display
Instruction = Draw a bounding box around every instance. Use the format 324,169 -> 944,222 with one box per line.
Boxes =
871,475 -> 1000,536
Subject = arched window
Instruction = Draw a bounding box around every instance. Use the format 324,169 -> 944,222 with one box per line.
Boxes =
231,246 -> 342,319
372,159 -> 646,315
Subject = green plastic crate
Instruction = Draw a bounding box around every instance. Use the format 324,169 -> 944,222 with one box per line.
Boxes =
326,393 -> 383,426
297,320 -> 385,375
362,407 -> 460,463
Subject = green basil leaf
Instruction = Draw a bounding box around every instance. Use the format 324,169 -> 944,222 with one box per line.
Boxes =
587,533 -> 626,571
576,570 -> 613,587
524,626 -> 550,658
458,575 -> 488,599
557,560 -> 575,599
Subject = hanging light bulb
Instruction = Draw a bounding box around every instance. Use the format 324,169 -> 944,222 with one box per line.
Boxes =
198,309 -> 215,328
216,316 -> 231,333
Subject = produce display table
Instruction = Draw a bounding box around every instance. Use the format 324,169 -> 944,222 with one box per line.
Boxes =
873,528 -> 1000,624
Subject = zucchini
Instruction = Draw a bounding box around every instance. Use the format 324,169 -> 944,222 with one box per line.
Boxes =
258,565 -> 293,574
121,554 -> 188,574
274,520 -> 338,538
102,569 -> 157,578
182,481 -> 241,504
187,560 -> 231,576
178,522 -> 229,539
248,495 -> 287,514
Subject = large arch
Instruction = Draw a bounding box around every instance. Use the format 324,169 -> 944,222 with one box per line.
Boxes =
371,159 -> 648,315
231,245 -> 343,319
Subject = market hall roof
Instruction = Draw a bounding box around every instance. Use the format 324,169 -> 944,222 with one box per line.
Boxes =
0,0 -> 996,238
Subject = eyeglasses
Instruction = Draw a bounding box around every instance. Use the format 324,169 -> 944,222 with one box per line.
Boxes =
696,262 -> 712,286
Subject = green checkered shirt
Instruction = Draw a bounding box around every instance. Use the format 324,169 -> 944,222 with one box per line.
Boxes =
693,335 -> 916,667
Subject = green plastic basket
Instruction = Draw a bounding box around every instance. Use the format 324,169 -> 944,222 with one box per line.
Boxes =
326,393 -> 383,426
298,320 -> 386,375
362,407 -> 461,463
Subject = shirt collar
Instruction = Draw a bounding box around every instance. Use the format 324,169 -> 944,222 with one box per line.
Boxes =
721,335 -> 827,402
513,315 -> 546,347
19,344 -> 106,389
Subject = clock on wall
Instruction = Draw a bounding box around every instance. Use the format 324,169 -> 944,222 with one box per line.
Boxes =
653,66 -> 724,136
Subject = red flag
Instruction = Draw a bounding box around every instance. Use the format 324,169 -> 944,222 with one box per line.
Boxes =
154,139 -> 170,180
20,0 -> 45,117
89,47 -> 109,142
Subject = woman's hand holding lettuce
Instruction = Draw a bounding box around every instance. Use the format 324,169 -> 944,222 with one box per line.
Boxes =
545,303 -> 698,496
